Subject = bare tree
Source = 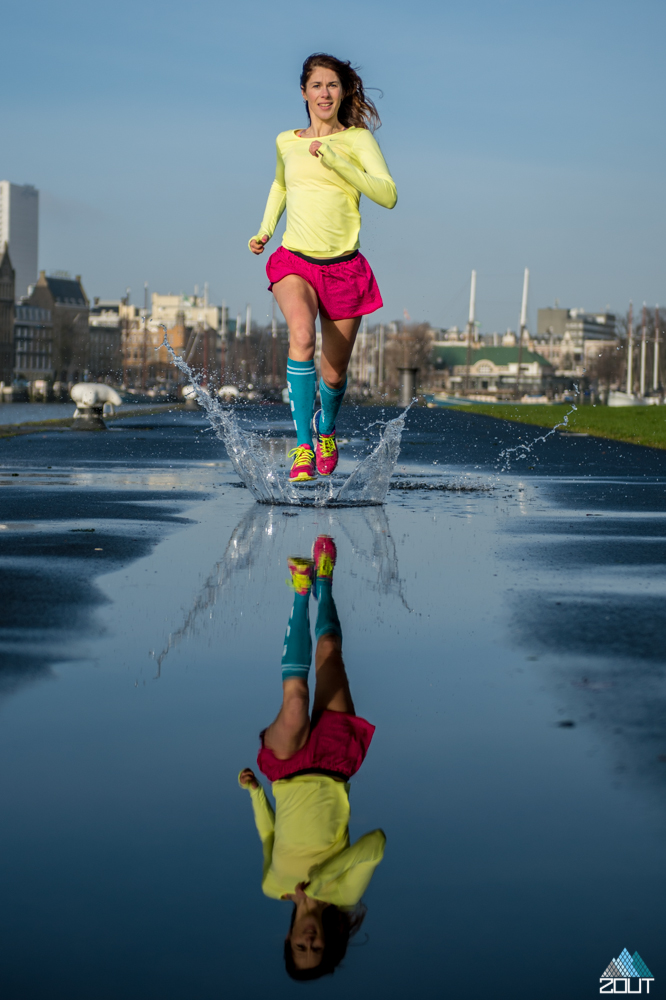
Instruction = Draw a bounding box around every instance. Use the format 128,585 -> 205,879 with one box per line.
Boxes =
224,323 -> 289,392
384,322 -> 434,395
586,343 -> 626,400
607,307 -> 665,395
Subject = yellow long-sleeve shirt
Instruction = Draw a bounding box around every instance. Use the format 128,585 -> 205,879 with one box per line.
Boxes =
250,128 -> 397,258
240,772 -> 386,906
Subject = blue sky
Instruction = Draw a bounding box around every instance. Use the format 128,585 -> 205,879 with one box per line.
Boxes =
2,0 -> 664,331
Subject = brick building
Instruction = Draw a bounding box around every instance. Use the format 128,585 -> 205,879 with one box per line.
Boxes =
27,272 -> 90,383
88,300 -> 123,381
14,305 -> 53,382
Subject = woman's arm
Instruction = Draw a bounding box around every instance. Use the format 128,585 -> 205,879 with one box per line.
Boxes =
248,138 -> 287,253
306,828 -> 386,907
316,132 -> 397,209
238,768 -> 275,841
239,769 -> 276,890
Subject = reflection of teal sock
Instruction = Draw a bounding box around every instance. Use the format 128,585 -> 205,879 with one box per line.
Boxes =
282,593 -> 312,681
319,378 -> 347,435
315,579 -> 342,640
287,358 -> 316,447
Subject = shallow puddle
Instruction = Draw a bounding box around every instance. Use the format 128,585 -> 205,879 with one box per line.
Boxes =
0,406 -> 664,998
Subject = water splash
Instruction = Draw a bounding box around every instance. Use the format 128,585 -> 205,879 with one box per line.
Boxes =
152,503 -> 409,675
160,328 -> 407,506
498,393 -> 578,471
336,406 -> 409,504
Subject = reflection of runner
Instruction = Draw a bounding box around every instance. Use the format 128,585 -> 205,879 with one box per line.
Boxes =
239,535 -> 385,981
249,53 -> 397,484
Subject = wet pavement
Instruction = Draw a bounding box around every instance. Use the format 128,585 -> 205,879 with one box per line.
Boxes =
0,405 -> 665,998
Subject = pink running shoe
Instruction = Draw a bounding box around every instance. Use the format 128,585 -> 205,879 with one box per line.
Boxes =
312,409 -> 338,476
288,444 -> 316,482
312,535 -> 337,581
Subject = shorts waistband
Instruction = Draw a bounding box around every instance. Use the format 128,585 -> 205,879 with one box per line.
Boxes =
287,249 -> 359,266
276,767 -> 349,782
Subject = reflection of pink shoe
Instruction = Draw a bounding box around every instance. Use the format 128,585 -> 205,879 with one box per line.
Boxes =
286,557 -> 314,595
313,410 -> 338,476
312,535 -> 336,581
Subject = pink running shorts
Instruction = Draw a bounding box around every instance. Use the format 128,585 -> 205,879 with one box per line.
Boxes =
266,246 -> 383,321
257,709 -> 376,782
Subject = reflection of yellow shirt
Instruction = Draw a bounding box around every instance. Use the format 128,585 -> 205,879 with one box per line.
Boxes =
250,128 -> 397,258
240,772 -> 386,906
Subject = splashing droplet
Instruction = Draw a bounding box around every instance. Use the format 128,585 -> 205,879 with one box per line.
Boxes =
160,327 -> 409,506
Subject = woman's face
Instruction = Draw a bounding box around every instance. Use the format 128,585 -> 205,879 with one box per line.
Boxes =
289,909 -> 325,970
301,67 -> 343,124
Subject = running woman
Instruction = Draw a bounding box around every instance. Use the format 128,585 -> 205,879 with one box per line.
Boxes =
239,536 -> 385,980
249,53 -> 397,483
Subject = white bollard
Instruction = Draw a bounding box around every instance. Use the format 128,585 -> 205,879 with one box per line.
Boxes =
71,383 -> 123,429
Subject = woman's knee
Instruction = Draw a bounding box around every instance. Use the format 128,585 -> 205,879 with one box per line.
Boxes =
320,353 -> 352,388
280,682 -> 309,723
316,633 -> 342,655
321,372 -> 347,391
289,325 -> 316,357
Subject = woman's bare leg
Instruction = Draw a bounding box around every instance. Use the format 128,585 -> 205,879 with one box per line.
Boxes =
320,316 -> 362,389
263,574 -> 314,759
312,634 -> 355,714
272,275 -> 319,361
263,678 -> 311,759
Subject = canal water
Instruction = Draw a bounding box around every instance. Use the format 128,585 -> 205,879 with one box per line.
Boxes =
0,406 -> 664,998
0,402 -> 171,426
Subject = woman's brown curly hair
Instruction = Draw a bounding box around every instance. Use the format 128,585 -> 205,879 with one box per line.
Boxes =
300,53 -> 381,132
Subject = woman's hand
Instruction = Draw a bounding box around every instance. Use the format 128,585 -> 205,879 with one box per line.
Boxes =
239,767 -> 259,789
309,141 -> 322,158
282,882 -> 311,902
250,235 -> 269,255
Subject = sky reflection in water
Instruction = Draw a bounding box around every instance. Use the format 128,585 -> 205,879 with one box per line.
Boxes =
0,412 -> 665,997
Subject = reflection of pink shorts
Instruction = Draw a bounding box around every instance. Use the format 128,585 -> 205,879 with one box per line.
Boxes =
257,709 -> 375,782
266,246 -> 383,320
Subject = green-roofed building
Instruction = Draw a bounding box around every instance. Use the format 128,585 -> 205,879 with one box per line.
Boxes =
432,344 -> 554,401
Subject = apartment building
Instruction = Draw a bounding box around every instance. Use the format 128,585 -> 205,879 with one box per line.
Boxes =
27,271 -> 90,383
535,308 -> 617,374
14,305 -> 53,382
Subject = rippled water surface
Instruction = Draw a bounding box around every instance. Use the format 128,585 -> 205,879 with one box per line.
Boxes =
0,405 -> 665,999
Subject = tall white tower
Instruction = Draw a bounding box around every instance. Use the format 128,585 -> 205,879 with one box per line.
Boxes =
0,182 -> 39,300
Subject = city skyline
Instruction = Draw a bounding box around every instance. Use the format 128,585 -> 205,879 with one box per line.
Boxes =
2,0 -> 664,333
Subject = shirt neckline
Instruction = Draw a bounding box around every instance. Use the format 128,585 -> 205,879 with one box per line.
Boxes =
294,127 -> 353,139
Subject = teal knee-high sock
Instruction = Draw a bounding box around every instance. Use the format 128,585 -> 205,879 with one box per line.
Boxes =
319,378 -> 347,435
287,358 -> 316,447
282,592 -> 313,681
315,579 -> 342,640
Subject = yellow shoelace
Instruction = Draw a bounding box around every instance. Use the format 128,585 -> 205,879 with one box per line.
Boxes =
318,434 -> 337,458
289,571 -> 312,592
288,445 -> 314,468
316,554 -> 334,578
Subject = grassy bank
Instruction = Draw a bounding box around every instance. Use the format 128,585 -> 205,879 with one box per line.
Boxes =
0,404 -> 184,439
459,403 -> 666,450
